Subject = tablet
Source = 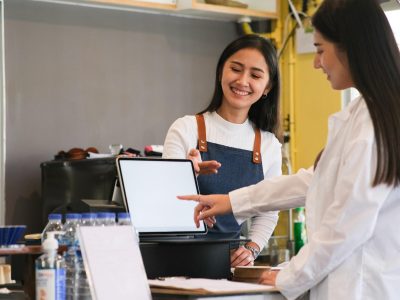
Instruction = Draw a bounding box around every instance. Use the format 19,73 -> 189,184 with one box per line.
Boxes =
116,157 -> 207,237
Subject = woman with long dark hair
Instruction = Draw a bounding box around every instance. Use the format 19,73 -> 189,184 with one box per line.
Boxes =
179,0 -> 400,298
163,34 -> 282,267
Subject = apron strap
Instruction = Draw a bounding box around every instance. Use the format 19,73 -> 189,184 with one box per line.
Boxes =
252,128 -> 262,164
196,113 -> 262,164
195,114 -> 208,152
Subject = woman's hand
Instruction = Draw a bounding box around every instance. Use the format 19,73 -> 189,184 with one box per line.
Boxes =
230,245 -> 256,267
199,206 -> 217,228
187,149 -> 221,175
259,269 -> 279,286
177,194 -> 232,228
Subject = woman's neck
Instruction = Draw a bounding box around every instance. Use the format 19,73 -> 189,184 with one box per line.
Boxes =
216,106 -> 248,124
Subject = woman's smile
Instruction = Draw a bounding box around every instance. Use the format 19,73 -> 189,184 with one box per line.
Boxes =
230,86 -> 252,97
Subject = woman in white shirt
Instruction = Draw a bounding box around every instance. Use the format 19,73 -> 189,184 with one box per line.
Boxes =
178,0 -> 400,299
163,35 -> 282,267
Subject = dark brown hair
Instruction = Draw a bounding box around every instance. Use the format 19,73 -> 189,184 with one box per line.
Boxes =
313,0 -> 400,186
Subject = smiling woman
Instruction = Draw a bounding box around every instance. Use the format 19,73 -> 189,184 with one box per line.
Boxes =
163,34 -> 282,268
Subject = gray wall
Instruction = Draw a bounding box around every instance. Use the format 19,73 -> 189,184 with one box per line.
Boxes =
5,0 -> 237,232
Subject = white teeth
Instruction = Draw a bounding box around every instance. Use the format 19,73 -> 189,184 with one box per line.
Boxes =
231,87 -> 250,96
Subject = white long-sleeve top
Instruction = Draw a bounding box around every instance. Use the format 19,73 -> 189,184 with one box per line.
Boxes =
163,111 -> 282,249
230,96 -> 400,300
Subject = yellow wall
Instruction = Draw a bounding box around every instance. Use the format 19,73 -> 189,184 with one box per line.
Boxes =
292,53 -> 341,170
279,0 -> 341,172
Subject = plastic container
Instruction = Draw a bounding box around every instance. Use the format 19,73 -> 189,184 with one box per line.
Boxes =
62,214 -> 81,300
70,213 -> 92,299
106,212 -> 116,226
81,213 -> 97,227
61,214 -> 81,247
117,212 -> 131,225
95,212 -> 108,226
294,207 -> 307,254
72,248 -> 92,300
36,232 -> 66,300
96,212 -> 116,226
65,247 -> 92,300
42,214 -> 63,244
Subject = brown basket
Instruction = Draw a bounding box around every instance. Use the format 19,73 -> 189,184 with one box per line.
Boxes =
204,0 -> 248,9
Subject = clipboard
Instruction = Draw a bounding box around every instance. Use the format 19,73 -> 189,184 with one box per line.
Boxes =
78,226 -> 151,300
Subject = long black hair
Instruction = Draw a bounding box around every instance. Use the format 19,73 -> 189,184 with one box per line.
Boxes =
200,34 -> 281,137
313,0 -> 400,186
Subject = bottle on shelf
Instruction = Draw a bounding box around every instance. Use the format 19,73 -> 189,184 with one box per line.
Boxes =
36,232 -> 66,300
117,212 -> 131,225
77,213 -> 95,299
95,212 -> 108,226
96,212 -> 116,226
73,247 -> 92,300
61,213 -> 81,247
41,213 -> 64,244
62,213 -> 81,300
106,212 -> 117,226
294,207 -> 307,254
81,213 -> 97,227
68,213 -> 92,300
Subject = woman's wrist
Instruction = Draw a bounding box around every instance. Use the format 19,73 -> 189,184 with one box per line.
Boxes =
244,242 -> 260,259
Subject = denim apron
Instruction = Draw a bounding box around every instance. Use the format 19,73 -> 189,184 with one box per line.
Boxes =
195,114 -> 264,241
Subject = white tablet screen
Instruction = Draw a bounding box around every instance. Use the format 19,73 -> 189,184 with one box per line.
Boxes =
117,158 -> 206,235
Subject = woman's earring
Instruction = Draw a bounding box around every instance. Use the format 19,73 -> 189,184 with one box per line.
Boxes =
261,93 -> 268,100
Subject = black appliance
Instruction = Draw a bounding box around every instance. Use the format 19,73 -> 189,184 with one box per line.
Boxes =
40,157 -> 123,225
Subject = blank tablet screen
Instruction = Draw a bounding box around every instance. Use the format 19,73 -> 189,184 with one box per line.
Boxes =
117,158 -> 206,235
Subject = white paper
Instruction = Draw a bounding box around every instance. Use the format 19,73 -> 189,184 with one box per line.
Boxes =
148,278 -> 276,293
78,226 -> 151,300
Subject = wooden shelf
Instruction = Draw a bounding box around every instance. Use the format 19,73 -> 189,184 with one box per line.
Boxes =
0,245 -> 43,256
178,0 -> 278,21
86,0 -> 176,11
32,0 -> 278,21
0,245 -> 67,256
